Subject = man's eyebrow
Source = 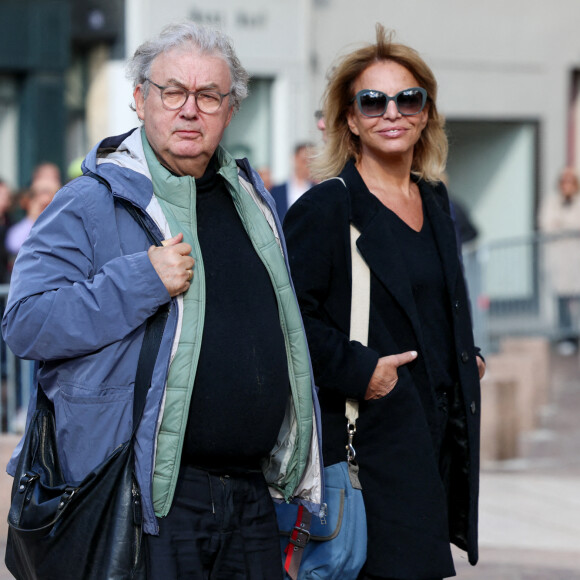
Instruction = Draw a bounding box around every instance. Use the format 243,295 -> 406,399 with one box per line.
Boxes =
165,78 -> 220,91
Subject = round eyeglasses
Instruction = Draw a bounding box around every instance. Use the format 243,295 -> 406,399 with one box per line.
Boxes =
146,78 -> 231,114
351,87 -> 427,117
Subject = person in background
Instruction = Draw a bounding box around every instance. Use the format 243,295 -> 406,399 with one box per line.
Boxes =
257,166 -> 273,191
440,173 -> 478,248
540,166 -> 580,354
314,109 -> 327,141
284,24 -> 484,580
270,142 -> 315,220
450,197 -> 478,246
30,161 -> 62,188
3,20 -> 322,579
0,179 -> 14,283
5,177 -> 58,258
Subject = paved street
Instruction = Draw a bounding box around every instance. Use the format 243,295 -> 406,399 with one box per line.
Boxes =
0,348 -> 577,579
454,349 -> 580,579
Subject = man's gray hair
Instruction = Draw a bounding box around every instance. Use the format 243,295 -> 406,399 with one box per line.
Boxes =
126,21 -> 249,113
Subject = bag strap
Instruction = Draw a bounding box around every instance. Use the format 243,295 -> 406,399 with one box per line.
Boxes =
86,170 -> 169,429
327,176 -> 371,447
349,224 -> 370,348
282,182 -> 371,580
131,303 -> 169,431
37,171 -> 169,436
346,223 -> 369,431
345,224 -> 370,490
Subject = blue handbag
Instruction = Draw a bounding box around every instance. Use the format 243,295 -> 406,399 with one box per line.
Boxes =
276,222 -> 369,579
276,461 -> 367,580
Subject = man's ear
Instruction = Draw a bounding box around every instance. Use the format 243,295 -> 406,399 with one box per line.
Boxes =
224,105 -> 234,129
134,85 -> 146,121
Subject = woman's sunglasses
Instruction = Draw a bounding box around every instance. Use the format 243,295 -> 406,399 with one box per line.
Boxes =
351,87 -> 427,117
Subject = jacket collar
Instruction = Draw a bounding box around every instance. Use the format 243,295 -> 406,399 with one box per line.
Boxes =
80,128 -> 154,211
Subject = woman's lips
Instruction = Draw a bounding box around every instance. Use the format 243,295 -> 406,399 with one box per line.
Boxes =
379,127 -> 407,138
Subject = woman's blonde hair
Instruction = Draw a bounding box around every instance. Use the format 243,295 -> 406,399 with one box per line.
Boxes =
312,24 -> 447,183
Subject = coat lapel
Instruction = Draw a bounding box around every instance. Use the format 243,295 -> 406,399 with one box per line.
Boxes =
341,162 -> 460,349
421,184 -> 459,298
342,162 -> 424,343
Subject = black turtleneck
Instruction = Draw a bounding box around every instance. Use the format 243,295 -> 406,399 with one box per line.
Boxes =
182,158 -> 290,473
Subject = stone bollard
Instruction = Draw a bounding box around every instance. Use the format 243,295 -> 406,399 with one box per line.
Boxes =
501,337 -> 552,410
480,370 -> 519,462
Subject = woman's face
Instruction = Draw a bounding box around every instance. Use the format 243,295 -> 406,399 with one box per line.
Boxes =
347,60 -> 429,164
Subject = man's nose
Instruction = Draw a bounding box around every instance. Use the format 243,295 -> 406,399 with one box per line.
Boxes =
180,93 -> 199,117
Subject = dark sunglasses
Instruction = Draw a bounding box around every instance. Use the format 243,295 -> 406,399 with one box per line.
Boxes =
351,87 -> 427,117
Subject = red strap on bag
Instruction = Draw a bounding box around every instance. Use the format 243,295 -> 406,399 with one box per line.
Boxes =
283,505 -> 313,580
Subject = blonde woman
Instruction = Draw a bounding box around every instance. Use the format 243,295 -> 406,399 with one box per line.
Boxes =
284,25 -> 484,580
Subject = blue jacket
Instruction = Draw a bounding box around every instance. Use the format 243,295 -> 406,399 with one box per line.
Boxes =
3,128 -> 323,534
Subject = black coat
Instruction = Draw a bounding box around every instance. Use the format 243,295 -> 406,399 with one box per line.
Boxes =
283,160 -> 481,578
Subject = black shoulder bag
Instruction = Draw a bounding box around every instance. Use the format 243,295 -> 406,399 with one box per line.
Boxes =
5,183 -> 168,580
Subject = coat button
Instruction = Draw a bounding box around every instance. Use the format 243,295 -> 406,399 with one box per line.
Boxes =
454,299 -> 460,310
470,401 -> 477,414
461,351 -> 469,363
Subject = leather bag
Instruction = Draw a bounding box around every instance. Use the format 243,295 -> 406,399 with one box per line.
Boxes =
5,192 -> 168,580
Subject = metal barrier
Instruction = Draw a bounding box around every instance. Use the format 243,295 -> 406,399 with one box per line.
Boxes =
0,231 -> 578,434
463,231 -> 580,353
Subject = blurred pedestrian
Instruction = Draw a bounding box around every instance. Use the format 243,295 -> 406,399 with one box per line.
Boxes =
540,166 -> 580,353
6,177 -> 58,258
30,161 -> 62,188
257,166 -> 273,190
0,179 -> 14,283
441,173 -> 479,247
270,142 -> 315,220
284,24 -> 483,580
314,109 -> 327,141
450,197 -> 478,245
3,20 -> 322,579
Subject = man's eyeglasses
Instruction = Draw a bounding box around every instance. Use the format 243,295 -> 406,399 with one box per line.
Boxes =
146,78 -> 231,114
351,87 -> 427,117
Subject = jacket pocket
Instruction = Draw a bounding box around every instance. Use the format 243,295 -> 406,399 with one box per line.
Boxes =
55,382 -> 134,482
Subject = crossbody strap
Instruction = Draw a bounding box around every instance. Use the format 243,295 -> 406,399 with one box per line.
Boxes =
345,224 -> 370,490
347,223 -> 370,427
282,181 -> 371,580
349,224 -> 370,348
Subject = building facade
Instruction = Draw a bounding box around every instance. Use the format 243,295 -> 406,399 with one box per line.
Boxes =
2,0 -> 580,247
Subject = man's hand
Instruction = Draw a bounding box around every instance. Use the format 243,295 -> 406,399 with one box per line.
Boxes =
148,233 -> 195,297
365,351 -> 418,400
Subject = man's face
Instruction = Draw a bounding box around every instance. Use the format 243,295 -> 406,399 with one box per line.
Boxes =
294,147 -> 313,182
0,183 -> 11,215
134,47 -> 234,177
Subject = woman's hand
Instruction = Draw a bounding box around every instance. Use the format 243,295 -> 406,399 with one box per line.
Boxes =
476,355 -> 486,380
365,351 -> 417,400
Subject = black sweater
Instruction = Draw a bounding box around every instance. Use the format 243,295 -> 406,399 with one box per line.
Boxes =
182,162 -> 289,473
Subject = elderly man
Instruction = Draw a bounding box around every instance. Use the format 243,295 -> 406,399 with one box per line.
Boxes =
3,21 -> 322,579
